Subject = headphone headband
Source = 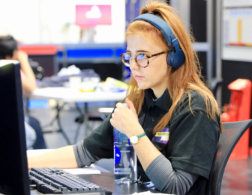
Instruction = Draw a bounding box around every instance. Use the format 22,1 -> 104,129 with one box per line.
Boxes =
133,14 -> 173,46
132,13 -> 185,68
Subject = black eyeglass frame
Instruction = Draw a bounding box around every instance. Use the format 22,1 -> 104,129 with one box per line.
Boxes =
120,51 -> 166,68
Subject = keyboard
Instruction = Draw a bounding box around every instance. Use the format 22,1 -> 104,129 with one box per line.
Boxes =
29,167 -> 106,194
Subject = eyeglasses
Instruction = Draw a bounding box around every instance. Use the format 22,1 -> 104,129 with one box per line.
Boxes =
120,51 -> 166,68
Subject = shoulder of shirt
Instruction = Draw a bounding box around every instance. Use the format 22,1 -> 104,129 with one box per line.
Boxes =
172,90 -> 208,119
170,90 -> 221,134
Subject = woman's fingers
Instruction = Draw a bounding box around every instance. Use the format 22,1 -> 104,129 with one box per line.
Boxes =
125,98 -> 137,116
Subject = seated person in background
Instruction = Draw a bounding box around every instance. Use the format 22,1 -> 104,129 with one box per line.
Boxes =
25,122 -> 36,149
28,1 -> 221,194
25,115 -> 47,149
0,35 -> 47,149
0,35 -> 36,93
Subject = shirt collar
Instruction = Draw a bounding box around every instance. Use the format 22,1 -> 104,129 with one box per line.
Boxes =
145,89 -> 172,112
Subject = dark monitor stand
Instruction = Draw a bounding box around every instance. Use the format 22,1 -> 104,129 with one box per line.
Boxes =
0,60 -> 30,195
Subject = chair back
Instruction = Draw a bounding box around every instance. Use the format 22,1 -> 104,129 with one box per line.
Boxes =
209,78 -> 223,98
207,119 -> 252,195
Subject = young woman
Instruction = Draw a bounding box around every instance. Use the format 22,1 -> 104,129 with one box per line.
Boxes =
28,1 -> 221,194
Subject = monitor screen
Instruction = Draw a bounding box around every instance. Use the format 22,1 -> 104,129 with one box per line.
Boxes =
75,5 -> 112,27
0,60 -> 30,195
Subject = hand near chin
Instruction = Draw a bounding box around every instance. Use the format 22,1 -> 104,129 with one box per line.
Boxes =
110,98 -> 142,137
17,50 -> 28,62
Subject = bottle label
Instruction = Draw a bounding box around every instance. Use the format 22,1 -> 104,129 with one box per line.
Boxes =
114,168 -> 131,175
114,145 -> 121,165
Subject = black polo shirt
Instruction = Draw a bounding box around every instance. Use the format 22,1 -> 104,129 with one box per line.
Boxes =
83,89 -> 220,195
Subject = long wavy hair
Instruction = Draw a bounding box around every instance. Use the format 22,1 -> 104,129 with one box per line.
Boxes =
125,0 -> 222,134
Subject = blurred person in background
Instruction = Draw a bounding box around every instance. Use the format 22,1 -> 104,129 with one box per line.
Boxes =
0,35 -> 47,149
0,35 -> 36,93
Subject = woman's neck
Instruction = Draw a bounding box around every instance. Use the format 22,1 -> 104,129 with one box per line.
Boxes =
152,86 -> 167,99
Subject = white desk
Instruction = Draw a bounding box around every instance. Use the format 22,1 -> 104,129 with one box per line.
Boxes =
30,87 -> 127,144
31,87 -> 127,103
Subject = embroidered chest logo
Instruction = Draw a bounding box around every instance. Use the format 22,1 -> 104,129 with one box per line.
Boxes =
152,128 -> 169,144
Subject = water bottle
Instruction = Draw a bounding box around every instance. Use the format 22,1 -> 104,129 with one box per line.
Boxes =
114,103 -> 137,184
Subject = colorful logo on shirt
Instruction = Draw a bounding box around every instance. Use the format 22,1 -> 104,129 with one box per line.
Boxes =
114,145 -> 121,165
152,128 -> 169,144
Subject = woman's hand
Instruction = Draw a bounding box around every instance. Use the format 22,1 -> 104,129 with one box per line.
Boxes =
16,50 -> 37,93
17,50 -> 29,64
110,98 -> 144,138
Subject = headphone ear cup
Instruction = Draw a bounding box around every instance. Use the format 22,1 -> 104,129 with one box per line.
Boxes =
167,47 -> 185,69
167,50 -> 174,67
172,48 -> 186,69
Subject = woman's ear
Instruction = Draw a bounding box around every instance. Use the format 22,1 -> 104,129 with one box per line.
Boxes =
11,50 -> 18,60
5,50 -> 18,60
5,55 -> 13,60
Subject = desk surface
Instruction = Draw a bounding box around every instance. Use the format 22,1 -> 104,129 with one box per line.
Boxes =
31,171 -> 169,195
30,172 -> 168,195
27,150 -> 171,195
31,87 -> 127,103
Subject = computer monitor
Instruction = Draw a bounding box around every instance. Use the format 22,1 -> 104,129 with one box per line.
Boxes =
0,60 -> 30,195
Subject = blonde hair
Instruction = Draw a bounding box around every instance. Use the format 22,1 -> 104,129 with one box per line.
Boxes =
125,0 -> 222,134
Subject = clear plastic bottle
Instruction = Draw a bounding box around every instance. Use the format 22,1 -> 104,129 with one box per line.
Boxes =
114,103 -> 137,184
